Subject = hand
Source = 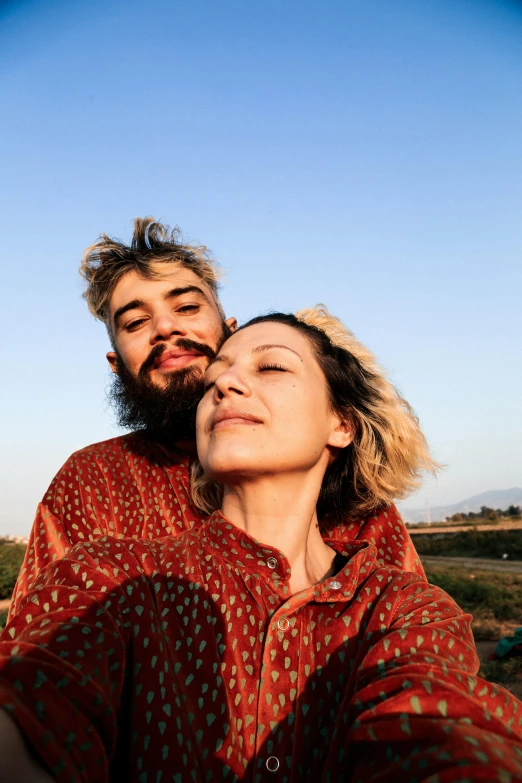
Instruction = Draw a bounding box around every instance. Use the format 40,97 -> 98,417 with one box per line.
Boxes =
0,709 -> 54,783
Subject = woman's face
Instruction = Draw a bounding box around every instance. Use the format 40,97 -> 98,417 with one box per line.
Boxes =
196,322 -> 351,481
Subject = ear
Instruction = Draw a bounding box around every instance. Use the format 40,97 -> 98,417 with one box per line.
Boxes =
106,351 -> 119,375
225,316 -> 238,333
327,418 -> 353,450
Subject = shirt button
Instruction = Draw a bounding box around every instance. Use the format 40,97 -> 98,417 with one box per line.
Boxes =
266,756 -> 280,772
277,617 -> 290,631
329,580 -> 342,590
267,557 -> 278,569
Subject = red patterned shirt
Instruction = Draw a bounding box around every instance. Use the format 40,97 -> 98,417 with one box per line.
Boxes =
0,512 -> 521,782
9,433 -> 424,618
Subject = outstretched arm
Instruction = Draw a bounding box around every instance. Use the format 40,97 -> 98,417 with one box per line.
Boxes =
345,579 -> 522,780
0,540 -> 141,783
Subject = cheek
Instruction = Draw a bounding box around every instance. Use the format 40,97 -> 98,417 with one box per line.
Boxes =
117,336 -> 149,372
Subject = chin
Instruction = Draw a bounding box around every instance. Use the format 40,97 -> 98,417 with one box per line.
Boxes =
205,449 -> 263,479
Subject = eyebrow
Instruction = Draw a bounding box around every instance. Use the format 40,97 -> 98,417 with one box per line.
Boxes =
113,285 -> 209,328
206,343 -> 302,372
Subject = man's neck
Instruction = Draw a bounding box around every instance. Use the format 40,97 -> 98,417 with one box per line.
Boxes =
150,436 -> 198,458
220,470 -> 337,595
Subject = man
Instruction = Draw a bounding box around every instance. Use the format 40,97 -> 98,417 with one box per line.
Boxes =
9,217 -> 424,618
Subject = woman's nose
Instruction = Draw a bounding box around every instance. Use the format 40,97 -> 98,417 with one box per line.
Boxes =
213,366 -> 251,399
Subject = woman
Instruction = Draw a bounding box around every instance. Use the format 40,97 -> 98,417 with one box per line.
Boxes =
0,307 -> 521,782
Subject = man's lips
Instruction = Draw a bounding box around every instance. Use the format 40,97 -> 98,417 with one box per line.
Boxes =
154,349 -> 203,371
211,409 -> 263,432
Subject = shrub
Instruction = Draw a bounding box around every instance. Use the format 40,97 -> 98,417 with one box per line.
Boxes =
0,543 -> 26,600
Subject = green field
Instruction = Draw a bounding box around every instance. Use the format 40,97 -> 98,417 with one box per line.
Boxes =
0,543 -> 26,600
425,564 -> 522,693
414,528 -> 522,559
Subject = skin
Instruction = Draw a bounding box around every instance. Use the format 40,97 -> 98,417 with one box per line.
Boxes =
196,322 -> 353,594
0,709 -> 53,783
106,262 -> 237,389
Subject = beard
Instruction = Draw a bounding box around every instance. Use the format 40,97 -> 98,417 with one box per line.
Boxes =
108,327 -> 232,444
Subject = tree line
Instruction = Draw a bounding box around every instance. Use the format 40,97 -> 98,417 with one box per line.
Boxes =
446,505 -> 521,523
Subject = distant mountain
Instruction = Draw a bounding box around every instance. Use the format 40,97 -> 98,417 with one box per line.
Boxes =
400,488 -> 522,524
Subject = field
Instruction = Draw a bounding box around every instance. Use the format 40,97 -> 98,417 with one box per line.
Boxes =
413,528 -> 522,559
425,563 -> 522,697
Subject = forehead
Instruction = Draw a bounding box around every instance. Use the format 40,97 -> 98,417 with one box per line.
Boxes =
220,321 -> 314,360
109,263 -> 213,314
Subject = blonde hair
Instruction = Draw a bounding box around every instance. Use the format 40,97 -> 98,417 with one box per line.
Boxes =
80,217 -> 223,344
192,305 -> 439,524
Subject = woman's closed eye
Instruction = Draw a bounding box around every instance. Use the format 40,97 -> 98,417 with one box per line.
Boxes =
258,363 -> 288,373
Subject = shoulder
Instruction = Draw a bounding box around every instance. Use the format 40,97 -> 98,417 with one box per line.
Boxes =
55,432 -> 189,476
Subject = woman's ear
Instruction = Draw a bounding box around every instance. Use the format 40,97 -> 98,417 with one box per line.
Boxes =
327,418 -> 353,450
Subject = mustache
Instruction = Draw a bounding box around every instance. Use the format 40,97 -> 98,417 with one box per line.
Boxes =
139,339 -> 217,377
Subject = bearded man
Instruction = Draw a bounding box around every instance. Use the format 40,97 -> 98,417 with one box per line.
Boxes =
9,217 -> 424,618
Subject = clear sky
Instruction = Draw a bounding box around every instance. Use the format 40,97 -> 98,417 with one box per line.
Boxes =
1,0 -> 521,534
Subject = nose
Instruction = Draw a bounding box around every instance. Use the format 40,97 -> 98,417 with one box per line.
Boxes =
213,365 -> 251,400
150,309 -> 187,343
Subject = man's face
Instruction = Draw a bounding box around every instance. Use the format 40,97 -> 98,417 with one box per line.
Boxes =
106,263 -> 236,442
107,263 -> 236,387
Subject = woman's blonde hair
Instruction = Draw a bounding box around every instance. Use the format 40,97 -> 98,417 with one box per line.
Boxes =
191,305 -> 438,526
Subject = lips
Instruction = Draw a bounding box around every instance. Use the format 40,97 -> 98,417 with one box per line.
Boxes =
154,348 -> 202,370
211,408 -> 263,432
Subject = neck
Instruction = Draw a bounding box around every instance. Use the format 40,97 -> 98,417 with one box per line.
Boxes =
221,467 -> 336,594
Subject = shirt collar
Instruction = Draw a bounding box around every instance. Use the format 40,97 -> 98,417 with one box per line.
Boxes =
199,511 -> 378,604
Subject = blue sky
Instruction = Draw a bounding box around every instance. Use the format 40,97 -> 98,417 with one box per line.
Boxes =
1,0 -> 521,534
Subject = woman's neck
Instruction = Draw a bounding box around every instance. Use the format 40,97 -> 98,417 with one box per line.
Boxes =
220,470 -> 337,594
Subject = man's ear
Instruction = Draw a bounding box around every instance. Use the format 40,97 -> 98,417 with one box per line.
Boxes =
327,419 -> 353,450
225,316 -> 238,333
106,352 -> 119,375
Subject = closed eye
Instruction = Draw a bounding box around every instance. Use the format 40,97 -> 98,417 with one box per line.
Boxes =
258,363 -> 288,372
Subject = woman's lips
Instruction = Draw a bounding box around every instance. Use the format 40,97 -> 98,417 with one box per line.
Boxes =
212,417 -> 261,432
211,410 -> 263,432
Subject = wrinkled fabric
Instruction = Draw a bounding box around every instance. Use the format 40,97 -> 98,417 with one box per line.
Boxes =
1,512 -> 521,782
9,432 -> 424,620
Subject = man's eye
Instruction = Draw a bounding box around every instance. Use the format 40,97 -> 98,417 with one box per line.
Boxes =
203,380 -> 215,392
177,304 -> 199,314
125,319 -> 146,331
258,363 -> 288,372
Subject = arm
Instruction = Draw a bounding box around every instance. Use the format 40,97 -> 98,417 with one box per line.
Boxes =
345,580 -> 522,780
9,452 -> 111,620
0,709 -> 54,783
0,543 -> 137,783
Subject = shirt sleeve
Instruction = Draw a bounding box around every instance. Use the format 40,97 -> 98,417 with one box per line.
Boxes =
8,453 -> 112,620
0,543 -> 137,783
345,579 -> 522,780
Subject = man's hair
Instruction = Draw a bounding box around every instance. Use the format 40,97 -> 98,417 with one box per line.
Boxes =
80,216 -> 223,342
191,306 -> 439,526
